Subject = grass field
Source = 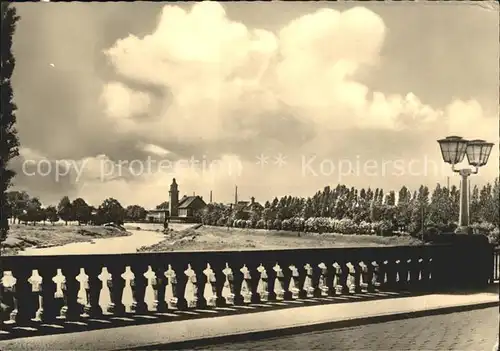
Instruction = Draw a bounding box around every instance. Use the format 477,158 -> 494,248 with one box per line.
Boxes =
137,225 -> 424,252
1,223 -> 131,256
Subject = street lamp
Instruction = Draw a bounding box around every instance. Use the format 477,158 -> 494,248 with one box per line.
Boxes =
437,136 -> 494,234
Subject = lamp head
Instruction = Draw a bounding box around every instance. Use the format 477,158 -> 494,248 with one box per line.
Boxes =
466,139 -> 494,167
437,136 -> 468,165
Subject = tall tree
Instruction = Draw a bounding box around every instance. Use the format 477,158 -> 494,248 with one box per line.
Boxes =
25,197 -> 42,225
469,185 -> 481,224
99,198 -> 125,225
57,196 -> 73,225
385,191 -> 396,206
6,190 -> 29,224
45,206 -> 59,225
125,205 -> 147,222
0,3 -> 20,243
72,198 -> 91,225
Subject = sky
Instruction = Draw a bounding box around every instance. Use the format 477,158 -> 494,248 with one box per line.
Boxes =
9,1 -> 499,208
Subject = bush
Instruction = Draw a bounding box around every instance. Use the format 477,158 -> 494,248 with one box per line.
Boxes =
281,218 -> 292,231
256,219 -> 265,229
471,222 -> 496,235
379,220 -> 394,236
291,217 -> 305,232
358,221 -> 372,235
266,219 -> 273,230
488,227 -> 500,245
371,221 -> 382,235
216,217 -> 226,226
273,219 -> 282,230
336,218 -> 358,234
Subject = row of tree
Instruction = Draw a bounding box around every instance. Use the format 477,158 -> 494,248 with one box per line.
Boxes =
5,178 -> 499,242
200,179 -> 500,240
6,191 -> 149,226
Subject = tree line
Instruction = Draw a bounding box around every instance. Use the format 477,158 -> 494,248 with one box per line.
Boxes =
6,191 -> 149,226
5,177 -> 500,244
201,179 -> 500,242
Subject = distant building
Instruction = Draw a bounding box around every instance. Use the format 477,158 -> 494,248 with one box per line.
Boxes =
169,178 -> 179,218
234,197 -> 263,213
168,178 -> 207,222
178,195 -> 207,218
146,209 -> 169,223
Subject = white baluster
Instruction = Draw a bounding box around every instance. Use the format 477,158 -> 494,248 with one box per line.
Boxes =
239,264 -> 252,303
28,270 -> 43,322
332,262 -> 342,294
98,267 -> 114,315
184,264 -> 198,308
202,264 -> 217,307
76,268 -> 90,317
359,261 -> 367,290
428,258 -> 433,280
418,258 -> 423,281
222,263 -> 235,305
288,264 -> 300,299
121,266 -> 136,313
256,264 -> 269,302
346,262 -> 356,293
395,260 -> 401,282
273,263 -> 285,300
318,262 -> 329,296
2,271 -> 18,324
52,269 -> 68,319
303,263 -> 315,297
406,259 -> 412,282
164,265 -> 178,309
383,260 -> 389,283
143,266 -> 158,312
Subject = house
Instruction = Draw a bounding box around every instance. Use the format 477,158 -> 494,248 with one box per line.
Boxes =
146,209 -> 169,223
178,195 -> 207,218
234,197 -> 263,213
167,178 -> 207,222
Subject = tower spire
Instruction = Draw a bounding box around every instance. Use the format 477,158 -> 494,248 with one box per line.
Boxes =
235,185 -> 238,204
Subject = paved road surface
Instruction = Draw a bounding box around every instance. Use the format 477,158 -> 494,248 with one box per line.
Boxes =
197,307 -> 499,350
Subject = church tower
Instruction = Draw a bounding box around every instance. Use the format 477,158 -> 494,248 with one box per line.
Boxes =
169,178 -> 179,217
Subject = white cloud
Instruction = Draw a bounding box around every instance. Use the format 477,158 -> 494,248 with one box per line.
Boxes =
102,1 -> 488,146
139,143 -> 171,156
101,81 -> 151,119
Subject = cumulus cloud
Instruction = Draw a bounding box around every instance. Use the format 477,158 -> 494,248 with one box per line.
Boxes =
101,82 -> 151,119
103,3 -> 440,144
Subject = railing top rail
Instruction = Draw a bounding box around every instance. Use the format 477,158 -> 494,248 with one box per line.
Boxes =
0,243 -> 454,268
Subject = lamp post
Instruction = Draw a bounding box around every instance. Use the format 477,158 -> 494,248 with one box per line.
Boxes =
437,136 -> 494,234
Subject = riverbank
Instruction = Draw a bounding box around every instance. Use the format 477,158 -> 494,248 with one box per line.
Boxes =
1,224 -> 132,256
138,225 -> 424,252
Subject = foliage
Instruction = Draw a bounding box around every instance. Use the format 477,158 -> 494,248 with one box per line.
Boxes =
45,206 -> 59,224
0,3 -> 20,243
57,196 -> 73,225
125,205 -> 147,222
155,201 -> 169,210
3,177 -> 499,240
72,198 -> 91,225
98,198 -> 125,225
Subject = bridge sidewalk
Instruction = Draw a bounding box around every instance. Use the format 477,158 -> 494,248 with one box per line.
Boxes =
1,290 -> 498,351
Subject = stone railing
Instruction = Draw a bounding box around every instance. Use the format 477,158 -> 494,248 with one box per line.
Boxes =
0,243 -> 492,339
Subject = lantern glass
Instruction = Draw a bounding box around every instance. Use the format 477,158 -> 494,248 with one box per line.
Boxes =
466,140 -> 494,167
437,136 -> 468,164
